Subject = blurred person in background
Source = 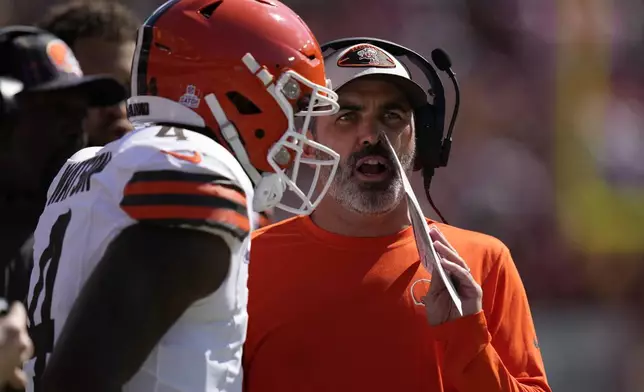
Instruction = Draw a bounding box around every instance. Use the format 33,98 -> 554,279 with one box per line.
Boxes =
244,40 -> 550,392
39,0 -> 138,146
3,1 -> 138,305
0,26 -> 126,302
0,301 -> 33,391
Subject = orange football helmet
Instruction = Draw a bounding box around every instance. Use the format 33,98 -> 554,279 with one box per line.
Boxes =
128,0 -> 339,214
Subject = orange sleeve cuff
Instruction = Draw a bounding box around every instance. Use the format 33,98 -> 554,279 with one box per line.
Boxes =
429,311 -> 491,378
430,310 -> 489,341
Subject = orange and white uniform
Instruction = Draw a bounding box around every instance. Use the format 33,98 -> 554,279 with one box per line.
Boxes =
26,125 -> 254,392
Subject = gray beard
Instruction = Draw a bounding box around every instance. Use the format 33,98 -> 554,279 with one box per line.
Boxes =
316,141 -> 415,215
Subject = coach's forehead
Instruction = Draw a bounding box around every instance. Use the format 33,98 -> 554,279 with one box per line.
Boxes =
337,77 -> 412,109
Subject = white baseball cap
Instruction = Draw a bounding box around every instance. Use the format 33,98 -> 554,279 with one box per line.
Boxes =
324,43 -> 428,108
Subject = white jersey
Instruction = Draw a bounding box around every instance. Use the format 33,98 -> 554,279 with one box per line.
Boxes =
25,125 -> 255,392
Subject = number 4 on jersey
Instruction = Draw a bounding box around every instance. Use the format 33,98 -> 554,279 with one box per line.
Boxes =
156,126 -> 188,141
27,209 -> 72,389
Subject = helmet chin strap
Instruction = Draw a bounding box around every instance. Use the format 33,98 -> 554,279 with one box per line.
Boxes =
203,93 -> 260,183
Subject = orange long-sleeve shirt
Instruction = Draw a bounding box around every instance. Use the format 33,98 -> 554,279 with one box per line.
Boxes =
243,216 -> 550,392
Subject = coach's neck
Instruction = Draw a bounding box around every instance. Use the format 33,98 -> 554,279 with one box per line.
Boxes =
310,197 -> 410,237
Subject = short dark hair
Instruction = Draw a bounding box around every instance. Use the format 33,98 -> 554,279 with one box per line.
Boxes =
38,1 -> 139,49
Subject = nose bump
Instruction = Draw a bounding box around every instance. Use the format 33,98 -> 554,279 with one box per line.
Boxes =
358,122 -> 379,146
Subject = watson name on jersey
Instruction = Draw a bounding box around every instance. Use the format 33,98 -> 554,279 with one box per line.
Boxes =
25,125 -> 254,392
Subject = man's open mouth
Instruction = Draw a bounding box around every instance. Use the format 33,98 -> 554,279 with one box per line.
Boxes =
355,155 -> 392,181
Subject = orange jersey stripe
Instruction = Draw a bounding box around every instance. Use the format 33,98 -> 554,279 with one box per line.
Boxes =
124,181 -> 247,206
122,205 -> 250,232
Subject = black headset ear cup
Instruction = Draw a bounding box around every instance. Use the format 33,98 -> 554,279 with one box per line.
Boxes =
413,103 -> 439,171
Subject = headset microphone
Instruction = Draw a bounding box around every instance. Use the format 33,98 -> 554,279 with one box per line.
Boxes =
431,48 -> 459,168
431,48 -> 451,71
421,48 -> 461,224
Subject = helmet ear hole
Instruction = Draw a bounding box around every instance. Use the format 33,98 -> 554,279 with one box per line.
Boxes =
255,0 -> 277,7
198,1 -> 223,19
226,91 -> 261,115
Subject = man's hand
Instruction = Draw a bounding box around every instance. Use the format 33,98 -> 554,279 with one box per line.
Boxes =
0,302 -> 34,389
423,227 -> 483,326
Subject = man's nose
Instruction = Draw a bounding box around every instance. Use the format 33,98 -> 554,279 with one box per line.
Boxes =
356,117 -> 380,147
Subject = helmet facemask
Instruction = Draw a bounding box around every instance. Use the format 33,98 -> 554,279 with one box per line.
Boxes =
206,53 -> 340,216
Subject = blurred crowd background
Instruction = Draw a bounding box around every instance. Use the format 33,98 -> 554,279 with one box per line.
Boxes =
3,0 -> 644,390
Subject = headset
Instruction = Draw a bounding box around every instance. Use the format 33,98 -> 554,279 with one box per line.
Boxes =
0,26 -> 49,128
321,37 -> 461,223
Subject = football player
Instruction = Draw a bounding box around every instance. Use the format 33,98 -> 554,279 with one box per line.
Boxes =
24,0 -> 340,391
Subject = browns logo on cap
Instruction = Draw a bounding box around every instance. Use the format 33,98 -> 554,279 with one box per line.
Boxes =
336,44 -> 396,68
45,39 -> 83,77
